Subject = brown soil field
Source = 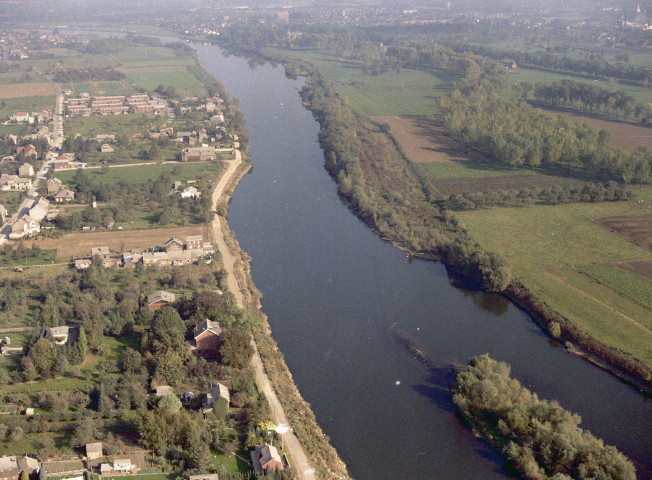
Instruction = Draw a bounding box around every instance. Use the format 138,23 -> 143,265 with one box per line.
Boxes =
595,215 -> 652,253
33,225 -> 210,258
370,115 -> 490,164
546,109 -> 652,152
0,82 -> 55,98
436,174 -> 583,195
615,259 -> 652,281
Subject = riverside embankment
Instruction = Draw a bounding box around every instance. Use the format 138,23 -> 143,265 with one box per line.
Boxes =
194,43 -> 652,480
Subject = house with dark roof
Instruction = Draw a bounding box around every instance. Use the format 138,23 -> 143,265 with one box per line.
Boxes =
165,237 -> 184,253
146,291 -> 176,312
251,444 -> 283,476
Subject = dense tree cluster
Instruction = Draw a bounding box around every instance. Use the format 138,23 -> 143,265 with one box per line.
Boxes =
453,355 -> 636,480
529,79 -> 652,124
53,67 -> 125,83
438,92 -> 651,184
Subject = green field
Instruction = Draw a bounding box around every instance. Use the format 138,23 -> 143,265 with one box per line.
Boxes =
582,265 -> 652,309
457,187 -> 652,366
413,161 -> 535,181
0,95 -> 55,119
64,80 -> 139,97
55,162 -> 223,186
0,191 -> 25,214
266,48 -> 458,116
511,68 -> 652,105
124,70 -> 206,98
66,113 -> 165,138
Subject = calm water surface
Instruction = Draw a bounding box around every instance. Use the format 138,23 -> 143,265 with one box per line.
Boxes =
195,45 -> 651,480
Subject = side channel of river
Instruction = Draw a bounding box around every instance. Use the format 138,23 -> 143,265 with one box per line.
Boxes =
195,44 -> 652,480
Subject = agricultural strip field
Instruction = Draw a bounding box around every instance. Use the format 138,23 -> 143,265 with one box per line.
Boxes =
370,115 -> 490,163
544,109 -> 652,152
32,225 -> 210,258
266,48 -> 458,116
375,115 -> 582,194
0,82 -> 55,98
456,187 -> 652,366
616,259 -> 652,281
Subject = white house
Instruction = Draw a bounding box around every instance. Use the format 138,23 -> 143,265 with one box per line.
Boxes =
18,163 -> 34,177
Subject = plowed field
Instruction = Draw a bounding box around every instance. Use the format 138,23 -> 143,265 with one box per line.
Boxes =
547,110 -> 652,152
370,115 -> 489,163
595,215 -> 652,253
615,259 -> 652,281
0,82 -> 56,98
33,225 -> 210,258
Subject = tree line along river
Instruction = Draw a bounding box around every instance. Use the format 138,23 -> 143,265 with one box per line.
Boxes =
193,44 -> 652,480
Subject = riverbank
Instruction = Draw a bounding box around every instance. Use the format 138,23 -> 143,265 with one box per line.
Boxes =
210,149 -> 351,479
266,55 -> 652,394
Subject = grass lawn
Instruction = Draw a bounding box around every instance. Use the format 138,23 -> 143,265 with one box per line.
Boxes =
413,161 -> 535,181
0,96 -> 55,119
0,249 -> 59,268
81,336 -> 141,372
211,446 -> 251,475
65,80 -> 139,97
0,191 -> 26,214
65,113 -> 167,139
55,162 -> 223,186
457,187 -> 652,366
124,70 -> 206,98
1,376 -> 93,393
0,124 -> 29,136
266,48 -> 458,116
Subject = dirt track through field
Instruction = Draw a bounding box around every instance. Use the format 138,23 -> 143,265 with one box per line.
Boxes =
32,225 -> 208,258
370,115 -> 490,163
0,82 -> 56,98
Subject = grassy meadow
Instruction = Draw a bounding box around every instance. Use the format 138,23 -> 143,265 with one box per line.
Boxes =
456,186 -> 652,366
266,48 -> 458,115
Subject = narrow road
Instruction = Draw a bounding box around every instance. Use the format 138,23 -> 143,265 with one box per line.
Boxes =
210,152 -> 315,480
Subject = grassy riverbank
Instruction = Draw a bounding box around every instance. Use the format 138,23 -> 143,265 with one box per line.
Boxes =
258,48 -> 652,392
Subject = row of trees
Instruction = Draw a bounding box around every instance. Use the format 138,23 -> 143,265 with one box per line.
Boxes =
453,355 -> 636,479
438,92 -> 651,184
525,79 -> 652,124
450,43 -> 652,86
446,182 -> 633,211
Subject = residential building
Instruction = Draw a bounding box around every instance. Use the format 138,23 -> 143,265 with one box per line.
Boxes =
155,385 -> 173,397
16,144 -> 37,157
18,163 -> 34,177
29,197 -> 49,222
100,144 -> 114,153
91,246 -> 111,259
201,382 -> 230,412
47,177 -> 63,195
86,442 -> 103,460
49,326 -> 70,345
53,189 -> 75,202
192,319 -> 222,357
112,459 -> 131,473
251,444 -> 283,476
165,237 -> 184,252
9,215 -> 39,239
186,235 -> 203,250
181,146 -> 217,162
96,134 -> 116,142
74,258 -> 92,270
146,290 -> 176,311
181,186 -> 200,198
0,456 -> 40,480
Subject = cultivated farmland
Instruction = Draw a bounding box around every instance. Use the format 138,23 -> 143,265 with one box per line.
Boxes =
32,225 -> 210,258
595,215 -> 652,253
0,82 -> 55,98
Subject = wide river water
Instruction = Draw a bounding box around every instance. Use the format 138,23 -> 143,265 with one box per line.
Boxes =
194,45 -> 652,480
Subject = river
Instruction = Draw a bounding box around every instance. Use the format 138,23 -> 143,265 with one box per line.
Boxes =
191,45 -> 652,479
